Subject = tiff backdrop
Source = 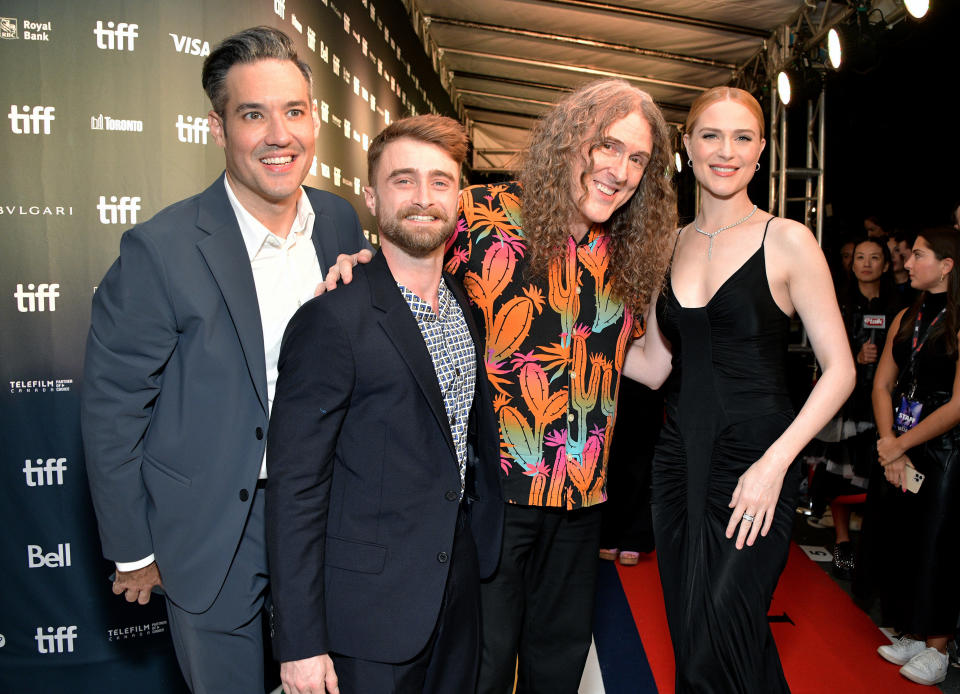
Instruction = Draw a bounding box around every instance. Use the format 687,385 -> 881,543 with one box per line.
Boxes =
0,0 -> 454,690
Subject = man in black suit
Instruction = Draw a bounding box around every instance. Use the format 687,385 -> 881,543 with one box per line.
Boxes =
82,27 -> 371,693
266,115 -> 502,693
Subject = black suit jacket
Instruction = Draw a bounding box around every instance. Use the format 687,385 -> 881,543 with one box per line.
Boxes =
265,251 -> 503,664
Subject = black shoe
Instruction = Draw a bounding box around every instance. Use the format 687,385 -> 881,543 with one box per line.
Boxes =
832,541 -> 854,579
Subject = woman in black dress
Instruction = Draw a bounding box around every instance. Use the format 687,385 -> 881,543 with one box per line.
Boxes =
621,87 -> 855,692
872,227 -> 960,687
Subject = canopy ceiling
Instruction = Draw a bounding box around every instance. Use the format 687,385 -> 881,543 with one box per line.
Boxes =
403,0 -> 852,173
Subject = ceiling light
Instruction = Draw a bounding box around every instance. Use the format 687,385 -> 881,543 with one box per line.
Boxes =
827,28 -> 842,69
777,71 -> 792,105
904,0 -> 929,19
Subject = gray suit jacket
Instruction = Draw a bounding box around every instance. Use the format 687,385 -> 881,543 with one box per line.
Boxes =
81,173 -> 371,612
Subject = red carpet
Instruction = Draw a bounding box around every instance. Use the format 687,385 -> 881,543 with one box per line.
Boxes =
616,543 -> 927,693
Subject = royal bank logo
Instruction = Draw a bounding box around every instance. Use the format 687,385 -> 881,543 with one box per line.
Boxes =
97,195 -> 141,224
24,458 -> 68,486
91,113 -> 143,132
14,283 -> 59,312
35,626 -> 77,654
169,33 -> 210,56
93,20 -> 138,51
106,620 -> 168,642
21,19 -> 51,41
1,17 -> 17,39
175,115 -> 209,144
28,543 -> 72,568
8,105 -> 55,134
9,379 -> 73,394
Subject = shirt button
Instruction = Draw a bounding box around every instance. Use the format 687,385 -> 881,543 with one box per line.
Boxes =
256,427 -> 264,440
567,413 -> 575,422
445,490 -> 459,502
437,552 -> 449,563
570,372 -> 577,379
239,489 -> 249,502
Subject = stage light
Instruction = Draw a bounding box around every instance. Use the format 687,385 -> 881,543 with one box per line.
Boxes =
777,71 -> 792,105
827,28 -> 842,69
904,0 -> 929,19
675,151 -> 682,172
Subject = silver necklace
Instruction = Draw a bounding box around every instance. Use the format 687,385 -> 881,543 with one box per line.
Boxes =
693,204 -> 758,260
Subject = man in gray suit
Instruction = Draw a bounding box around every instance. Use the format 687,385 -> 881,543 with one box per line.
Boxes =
81,27 -> 371,693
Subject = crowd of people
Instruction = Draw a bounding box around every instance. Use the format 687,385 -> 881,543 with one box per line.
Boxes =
77,24 -> 959,694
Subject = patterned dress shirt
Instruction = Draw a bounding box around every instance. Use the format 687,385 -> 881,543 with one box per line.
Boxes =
446,181 -> 639,510
398,279 -> 477,495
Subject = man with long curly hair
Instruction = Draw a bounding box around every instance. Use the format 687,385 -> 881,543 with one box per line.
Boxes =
445,79 -> 677,693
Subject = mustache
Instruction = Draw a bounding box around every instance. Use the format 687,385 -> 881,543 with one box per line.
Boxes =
395,205 -> 449,222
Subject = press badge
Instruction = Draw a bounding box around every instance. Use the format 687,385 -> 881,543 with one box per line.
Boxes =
895,396 -> 922,433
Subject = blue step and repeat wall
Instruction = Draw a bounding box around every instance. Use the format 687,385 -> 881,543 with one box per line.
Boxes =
0,0 -> 453,690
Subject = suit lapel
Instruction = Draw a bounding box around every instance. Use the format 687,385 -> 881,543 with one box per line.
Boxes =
306,189 -> 336,273
367,253 -> 456,458
194,174 -> 268,414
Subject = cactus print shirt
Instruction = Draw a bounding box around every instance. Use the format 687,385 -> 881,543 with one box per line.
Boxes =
446,181 -> 638,510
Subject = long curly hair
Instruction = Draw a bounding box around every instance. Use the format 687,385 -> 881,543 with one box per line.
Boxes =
517,79 -> 677,317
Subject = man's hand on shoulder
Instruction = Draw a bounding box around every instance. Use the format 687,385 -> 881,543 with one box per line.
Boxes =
315,249 -> 374,295
112,561 -> 163,605
281,654 -> 340,694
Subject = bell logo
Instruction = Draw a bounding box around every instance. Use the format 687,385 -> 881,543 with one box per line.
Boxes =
14,283 -> 59,312
169,33 -> 210,56
97,195 -> 141,225
93,20 -> 138,50
8,105 -> 55,134
23,457 -> 67,486
28,543 -> 72,568
35,626 -> 78,654
175,115 -> 209,144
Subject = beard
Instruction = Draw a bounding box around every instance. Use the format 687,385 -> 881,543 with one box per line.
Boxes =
378,204 -> 456,258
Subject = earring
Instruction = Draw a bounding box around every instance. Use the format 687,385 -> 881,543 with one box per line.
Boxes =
940,272 -> 946,284
755,162 -> 761,172
687,158 -> 693,167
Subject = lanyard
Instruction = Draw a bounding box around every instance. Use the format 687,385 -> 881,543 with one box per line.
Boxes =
910,305 -> 946,360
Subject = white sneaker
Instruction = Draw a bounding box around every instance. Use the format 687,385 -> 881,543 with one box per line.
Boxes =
878,635 -> 926,665
900,647 -> 949,686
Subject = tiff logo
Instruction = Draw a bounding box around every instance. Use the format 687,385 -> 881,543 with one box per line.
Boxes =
8,105 -> 55,134
14,283 -> 59,312
93,20 -> 138,50
175,115 -> 209,144
24,458 -> 67,486
97,195 -> 140,225
28,543 -> 72,568
274,0 -> 285,19
35,626 -> 77,654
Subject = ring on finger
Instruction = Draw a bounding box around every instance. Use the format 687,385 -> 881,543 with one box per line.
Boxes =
742,513 -> 755,523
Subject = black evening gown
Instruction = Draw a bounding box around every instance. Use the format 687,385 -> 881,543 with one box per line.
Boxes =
653,220 -> 800,693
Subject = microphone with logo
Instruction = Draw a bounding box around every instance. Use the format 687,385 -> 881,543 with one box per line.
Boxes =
861,313 -> 886,379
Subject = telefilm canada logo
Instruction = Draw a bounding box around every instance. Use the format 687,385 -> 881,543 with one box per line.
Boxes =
106,620 -> 168,642
9,379 -> 73,394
